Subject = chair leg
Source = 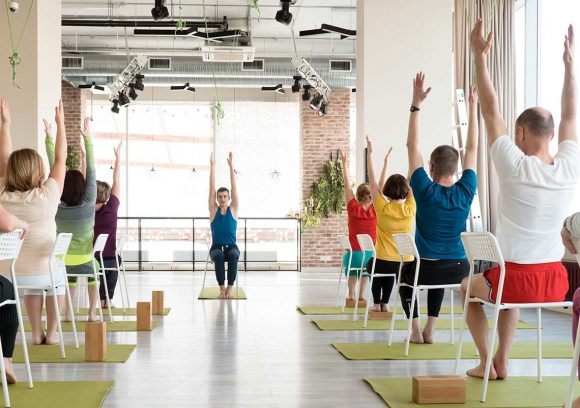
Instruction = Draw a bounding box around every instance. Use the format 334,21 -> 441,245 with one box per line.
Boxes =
14,302 -> 32,389
537,307 -> 542,383
51,291 -> 66,359
388,276 -> 403,347
450,288 -> 455,345
454,300 -> 471,375
0,338 -> 10,408
481,305 -> 501,403
336,264 -> 344,309
202,258 -> 209,292
363,278 -> 372,328
65,284 -> 79,348
566,314 -> 580,408
120,262 -> 130,309
352,273 -> 362,322
101,273 -> 114,322
405,286 -> 418,357
116,265 -> 127,314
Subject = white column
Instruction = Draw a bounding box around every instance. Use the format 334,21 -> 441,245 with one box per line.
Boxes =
0,1 -> 62,152
356,0 -> 453,180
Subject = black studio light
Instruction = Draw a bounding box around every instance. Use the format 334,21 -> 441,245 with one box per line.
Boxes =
111,99 -> 120,114
291,75 -> 302,93
309,94 -> 323,111
118,91 -> 131,107
302,84 -> 311,101
275,1 -> 292,25
134,74 -> 145,91
318,102 -> 328,117
128,84 -> 139,101
151,0 -> 169,21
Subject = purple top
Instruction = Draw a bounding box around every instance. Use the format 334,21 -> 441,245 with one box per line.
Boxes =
94,194 -> 120,258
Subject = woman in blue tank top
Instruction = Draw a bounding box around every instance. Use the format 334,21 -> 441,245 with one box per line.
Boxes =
208,152 -> 240,299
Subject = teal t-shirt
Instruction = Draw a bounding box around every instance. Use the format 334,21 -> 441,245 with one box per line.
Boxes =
410,167 -> 477,259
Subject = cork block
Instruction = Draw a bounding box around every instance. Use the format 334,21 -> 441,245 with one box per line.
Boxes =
136,302 -> 152,331
152,291 -> 164,315
412,376 -> 467,404
346,299 -> 367,308
369,310 -> 393,320
85,322 -> 107,362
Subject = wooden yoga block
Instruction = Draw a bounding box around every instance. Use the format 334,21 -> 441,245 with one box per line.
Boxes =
412,376 -> 467,404
85,322 -> 107,362
369,310 -> 393,320
136,302 -> 152,331
152,291 -> 164,315
345,299 -> 366,308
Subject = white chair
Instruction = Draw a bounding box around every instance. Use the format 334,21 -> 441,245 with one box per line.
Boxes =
98,235 -> 130,313
388,233 -> 459,356
455,231 -> 572,403
355,234 -> 396,327
68,234 -> 113,322
336,235 -> 365,310
0,231 -> 33,407
15,233 -> 79,358
201,237 -> 240,296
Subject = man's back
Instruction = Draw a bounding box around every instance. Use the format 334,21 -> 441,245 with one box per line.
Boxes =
492,135 -> 580,263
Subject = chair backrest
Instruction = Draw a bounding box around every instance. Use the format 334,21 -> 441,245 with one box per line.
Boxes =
460,232 -> 504,265
0,231 -> 23,261
51,233 -> 73,258
338,235 -> 351,252
116,235 -> 128,254
393,233 -> 419,259
93,234 -> 109,255
356,234 -> 375,253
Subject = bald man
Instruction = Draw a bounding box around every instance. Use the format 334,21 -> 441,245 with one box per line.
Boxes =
461,21 -> 580,380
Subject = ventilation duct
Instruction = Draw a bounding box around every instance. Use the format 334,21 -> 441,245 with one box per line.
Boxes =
148,58 -> 172,70
62,56 -> 83,69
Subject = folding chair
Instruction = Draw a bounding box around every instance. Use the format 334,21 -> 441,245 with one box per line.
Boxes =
388,233 -> 459,356
455,231 -> 572,402
97,235 -> 130,313
0,231 -> 33,407
201,237 -> 240,296
336,235 -> 365,310
356,234 -> 396,327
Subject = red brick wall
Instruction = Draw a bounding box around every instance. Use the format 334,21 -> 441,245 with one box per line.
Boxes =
301,90 -> 351,268
61,80 -> 88,153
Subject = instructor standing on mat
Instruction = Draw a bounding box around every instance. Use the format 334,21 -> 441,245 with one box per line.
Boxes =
208,152 -> 240,299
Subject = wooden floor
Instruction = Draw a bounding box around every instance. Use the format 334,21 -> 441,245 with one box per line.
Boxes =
18,270 -> 575,407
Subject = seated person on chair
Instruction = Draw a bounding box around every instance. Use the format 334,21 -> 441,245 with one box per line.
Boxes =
405,73 -> 479,344
0,205 -> 28,384
364,138 -> 416,313
94,140 -> 123,309
48,118 -> 99,322
0,99 -> 67,346
208,152 -> 240,299
338,149 -> 377,304
462,21 -> 579,380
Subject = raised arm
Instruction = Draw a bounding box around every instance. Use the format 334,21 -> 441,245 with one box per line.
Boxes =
42,119 -> 55,170
227,152 -> 238,216
560,25 -> 576,144
471,19 -> 508,146
79,128 -> 87,179
339,149 -> 355,203
0,99 -> 13,178
407,72 -> 431,176
378,147 -> 393,191
111,140 -> 123,198
49,100 -> 67,192
208,153 -> 217,215
79,117 -> 96,204
463,86 -> 480,171
0,205 -> 28,237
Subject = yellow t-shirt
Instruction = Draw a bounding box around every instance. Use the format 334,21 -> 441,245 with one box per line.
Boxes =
374,194 -> 416,262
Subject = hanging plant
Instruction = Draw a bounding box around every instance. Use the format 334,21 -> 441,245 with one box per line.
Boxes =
174,0 -> 185,37
211,99 -> 225,124
4,0 -> 34,88
300,157 -> 345,228
250,0 -> 260,21
65,146 -> 81,171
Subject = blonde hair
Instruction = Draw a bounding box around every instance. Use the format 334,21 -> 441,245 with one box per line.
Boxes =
4,149 -> 45,192
355,183 -> 371,203
96,180 -> 112,204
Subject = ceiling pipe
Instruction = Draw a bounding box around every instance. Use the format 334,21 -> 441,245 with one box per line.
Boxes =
61,19 -> 226,29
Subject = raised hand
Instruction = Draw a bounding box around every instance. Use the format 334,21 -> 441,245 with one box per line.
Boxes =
114,140 -> 123,159
55,99 -> 65,125
227,151 -> 233,168
1,99 -> 11,126
468,85 -> 478,105
412,72 -> 432,107
80,116 -> 90,137
210,152 -> 215,166
366,135 -> 373,154
385,146 -> 393,162
339,149 -> 347,164
42,119 -> 52,139
564,24 -> 575,66
470,18 -> 493,59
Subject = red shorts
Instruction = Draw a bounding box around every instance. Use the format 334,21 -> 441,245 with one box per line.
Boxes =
483,261 -> 568,303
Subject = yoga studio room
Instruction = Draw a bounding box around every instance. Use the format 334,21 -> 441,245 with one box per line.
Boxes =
2,0 -> 580,407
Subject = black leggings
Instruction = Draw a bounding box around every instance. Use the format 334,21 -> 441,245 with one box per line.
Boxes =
399,259 -> 469,318
97,256 -> 122,301
0,276 -> 18,358
210,244 -> 240,286
367,258 -> 413,305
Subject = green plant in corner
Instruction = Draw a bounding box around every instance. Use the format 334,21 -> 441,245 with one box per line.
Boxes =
65,145 -> 81,171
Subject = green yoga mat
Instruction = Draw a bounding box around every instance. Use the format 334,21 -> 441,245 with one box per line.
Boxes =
198,287 -> 247,300
37,307 -> 171,317
333,342 -> 572,360
23,320 -> 159,332
312,319 -> 535,331
297,305 -> 463,315
0,381 -> 113,408
12,344 -> 136,363
365,376 -> 579,407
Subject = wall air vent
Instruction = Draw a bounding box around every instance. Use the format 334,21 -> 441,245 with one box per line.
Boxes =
329,60 -> 352,72
62,56 -> 84,69
148,57 -> 171,70
202,46 -> 255,62
242,59 -> 264,71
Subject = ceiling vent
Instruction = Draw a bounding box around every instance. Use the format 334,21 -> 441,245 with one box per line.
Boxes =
241,59 -> 264,71
62,56 -> 84,69
148,57 -> 171,70
329,60 -> 352,72
202,46 -> 255,62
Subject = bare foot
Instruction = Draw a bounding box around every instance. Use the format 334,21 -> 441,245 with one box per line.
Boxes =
370,304 -> 381,312
410,329 -> 424,344
225,286 -> 234,299
88,312 -> 99,322
45,333 -> 61,345
4,359 -> 16,385
566,396 -> 580,408
380,303 -> 390,312
101,300 -> 116,309
467,362 -> 498,380
218,287 -> 226,299
493,356 -> 508,379
422,329 -> 434,344
32,333 -> 46,346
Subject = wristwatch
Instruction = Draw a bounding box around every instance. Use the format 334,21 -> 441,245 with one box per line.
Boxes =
410,105 -> 420,112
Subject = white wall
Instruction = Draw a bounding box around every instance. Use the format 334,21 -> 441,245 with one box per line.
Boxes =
356,0 -> 453,180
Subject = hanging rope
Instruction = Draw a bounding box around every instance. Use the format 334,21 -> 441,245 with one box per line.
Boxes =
202,0 -> 225,123
4,0 -> 34,88
174,0 -> 185,37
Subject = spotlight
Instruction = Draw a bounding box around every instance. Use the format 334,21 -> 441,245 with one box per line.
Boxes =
151,0 -> 169,21
291,75 -> 302,93
111,100 -> 120,114
128,85 -> 139,101
302,85 -> 311,101
275,1 -> 292,25
318,102 -> 329,117
134,74 -> 145,91
118,91 -> 130,107
309,94 -> 323,111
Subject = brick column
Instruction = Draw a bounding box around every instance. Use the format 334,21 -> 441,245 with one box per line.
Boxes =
301,90 -> 351,268
61,80 -> 88,152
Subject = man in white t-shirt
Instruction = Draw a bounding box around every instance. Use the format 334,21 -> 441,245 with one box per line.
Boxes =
462,20 -> 580,380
